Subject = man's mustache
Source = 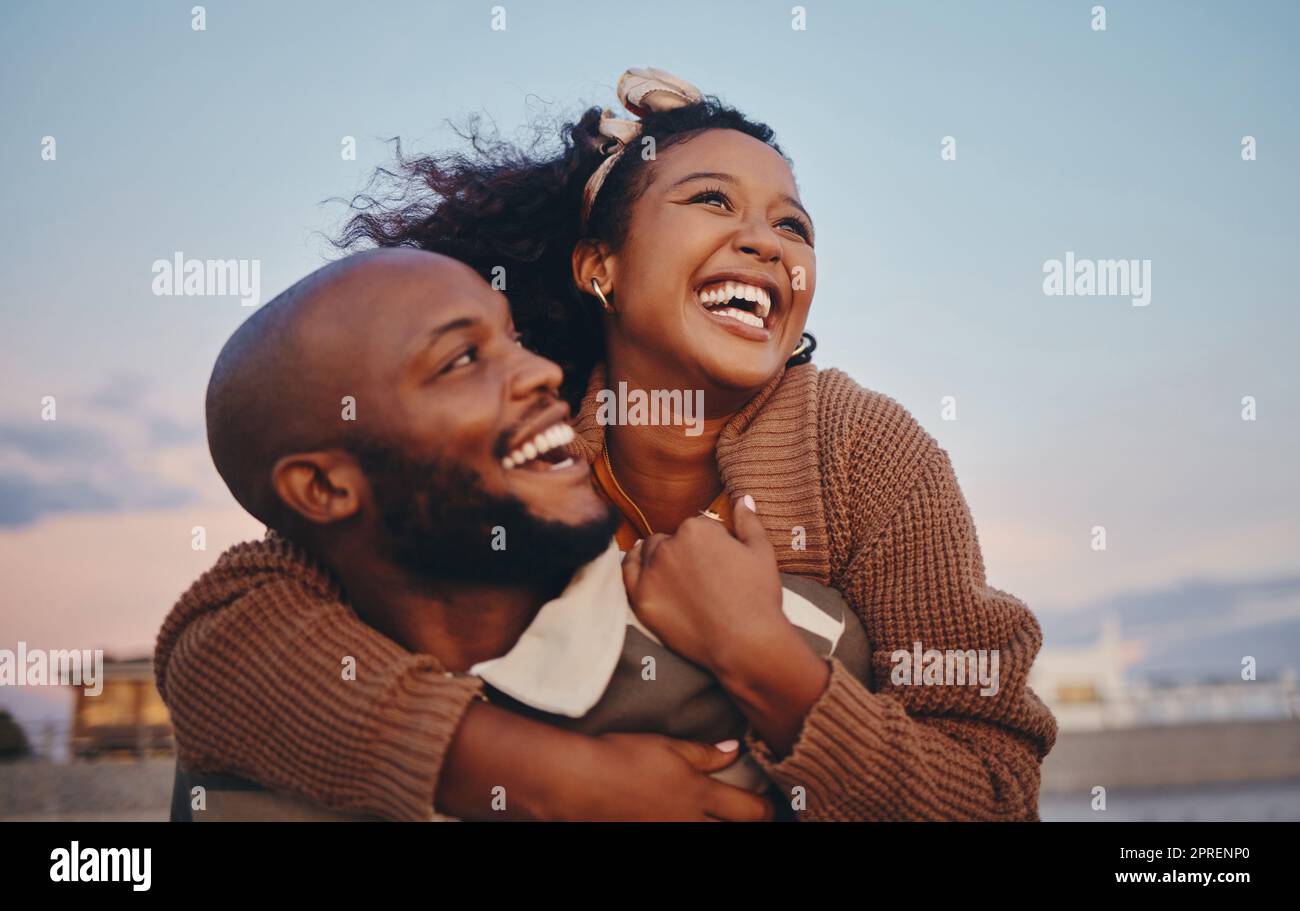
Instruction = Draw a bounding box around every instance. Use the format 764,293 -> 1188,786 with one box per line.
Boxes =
492,396 -> 563,460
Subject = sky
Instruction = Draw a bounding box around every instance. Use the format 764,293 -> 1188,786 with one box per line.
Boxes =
1,1 -> 1297,717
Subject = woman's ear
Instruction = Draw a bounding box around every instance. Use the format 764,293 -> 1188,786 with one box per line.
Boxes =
572,238 -> 617,298
270,451 -> 366,526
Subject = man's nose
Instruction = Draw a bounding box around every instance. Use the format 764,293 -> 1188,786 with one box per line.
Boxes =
509,343 -> 565,400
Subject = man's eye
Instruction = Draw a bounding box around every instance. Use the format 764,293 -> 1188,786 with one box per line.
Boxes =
511,330 -> 526,348
444,347 -> 477,372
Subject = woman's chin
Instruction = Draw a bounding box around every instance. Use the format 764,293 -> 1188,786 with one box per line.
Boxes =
695,349 -> 787,397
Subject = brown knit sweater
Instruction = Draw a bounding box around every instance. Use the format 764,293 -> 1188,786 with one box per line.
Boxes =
155,360 -> 1057,821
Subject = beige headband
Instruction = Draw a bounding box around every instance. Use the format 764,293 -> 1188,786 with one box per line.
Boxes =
579,67 -> 704,231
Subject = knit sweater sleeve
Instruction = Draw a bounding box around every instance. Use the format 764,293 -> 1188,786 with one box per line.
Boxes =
743,376 -> 1058,820
154,538 -> 485,822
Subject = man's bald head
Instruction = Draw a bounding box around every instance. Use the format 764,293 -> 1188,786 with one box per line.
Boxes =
205,246 -> 616,590
205,248 -> 487,528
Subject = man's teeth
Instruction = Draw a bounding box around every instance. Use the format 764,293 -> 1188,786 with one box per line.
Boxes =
501,422 -> 576,470
696,281 -> 772,319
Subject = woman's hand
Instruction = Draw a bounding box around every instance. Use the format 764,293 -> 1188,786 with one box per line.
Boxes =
621,495 -> 786,671
563,733 -> 774,821
437,701 -> 772,821
620,496 -> 831,757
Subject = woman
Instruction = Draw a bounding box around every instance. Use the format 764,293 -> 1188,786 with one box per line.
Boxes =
162,68 -> 1056,820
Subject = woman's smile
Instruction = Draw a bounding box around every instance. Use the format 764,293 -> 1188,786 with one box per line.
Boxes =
690,270 -> 784,342
584,128 -> 816,395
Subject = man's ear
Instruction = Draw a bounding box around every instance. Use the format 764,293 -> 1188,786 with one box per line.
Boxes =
270,451 -> 367,526
571,238 -> 617,299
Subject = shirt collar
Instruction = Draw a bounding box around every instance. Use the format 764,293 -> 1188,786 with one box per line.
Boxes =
467,539 -> 627,718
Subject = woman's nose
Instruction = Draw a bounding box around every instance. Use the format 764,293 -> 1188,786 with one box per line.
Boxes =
734,216 -> 783,263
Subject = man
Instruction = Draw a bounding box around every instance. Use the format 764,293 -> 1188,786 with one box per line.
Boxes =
156,248 -> 867,820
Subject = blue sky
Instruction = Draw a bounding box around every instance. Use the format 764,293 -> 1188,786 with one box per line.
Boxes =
1,1 -> 1297,682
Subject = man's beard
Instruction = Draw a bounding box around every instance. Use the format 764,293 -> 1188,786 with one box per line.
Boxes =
351,441 -> 621,588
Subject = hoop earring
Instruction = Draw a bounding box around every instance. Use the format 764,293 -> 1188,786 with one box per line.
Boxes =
591,279 -> 615,314
786,332 -> 817,367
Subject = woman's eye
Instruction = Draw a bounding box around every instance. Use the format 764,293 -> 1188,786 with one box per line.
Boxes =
778,217 -> 812,241
692,189 -> 730,209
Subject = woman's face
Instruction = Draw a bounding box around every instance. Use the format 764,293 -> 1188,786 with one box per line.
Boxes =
600,129 -> 816,408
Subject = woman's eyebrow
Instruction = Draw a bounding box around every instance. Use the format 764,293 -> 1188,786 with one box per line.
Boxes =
670,170 -> 737,189
671,171 -> 813,225
782,194 -> 814,228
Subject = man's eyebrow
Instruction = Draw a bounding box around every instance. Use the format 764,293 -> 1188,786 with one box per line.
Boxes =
671,171 -> 814,227
412,315 -> 478,357
429,315 -> 477,339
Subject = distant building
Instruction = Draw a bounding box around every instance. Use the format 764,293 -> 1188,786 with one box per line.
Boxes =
70,658 -> 172,757
1031,618 -> 1299,731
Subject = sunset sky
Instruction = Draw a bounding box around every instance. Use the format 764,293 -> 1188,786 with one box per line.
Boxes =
2,1 -> 1297,727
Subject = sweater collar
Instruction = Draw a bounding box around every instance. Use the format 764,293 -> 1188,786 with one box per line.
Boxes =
567,361 -> 831,584
569,361 -> 791,458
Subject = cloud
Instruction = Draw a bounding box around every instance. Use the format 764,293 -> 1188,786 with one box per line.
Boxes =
1037,574 -> 1300,683
84,372 -> 155,413
0,474 -> 119,526
0,377 -> 208,527
975,511 -> 1300,616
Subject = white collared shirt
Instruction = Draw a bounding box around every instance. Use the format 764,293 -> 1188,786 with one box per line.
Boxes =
467,539 -> 847,718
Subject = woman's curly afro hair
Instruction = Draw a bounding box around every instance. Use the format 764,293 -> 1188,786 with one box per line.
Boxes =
337,96 -> 795,409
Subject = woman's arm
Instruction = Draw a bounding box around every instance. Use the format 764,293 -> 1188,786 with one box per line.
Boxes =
441,707 -> 773,821
620,446 -> 1057,820
743,445 -> 1058,821
156,545 -> 485,821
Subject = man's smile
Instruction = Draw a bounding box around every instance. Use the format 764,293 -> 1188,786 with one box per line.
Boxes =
501,419 -> 577,471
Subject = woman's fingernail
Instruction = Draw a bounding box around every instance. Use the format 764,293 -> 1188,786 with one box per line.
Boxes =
743,494 -> 756,513
714,739 -> 740,753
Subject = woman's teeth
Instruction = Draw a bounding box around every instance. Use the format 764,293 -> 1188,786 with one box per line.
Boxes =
501,422 -> 575,470
696,281 -> 772,320
710,306 -> 765,329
